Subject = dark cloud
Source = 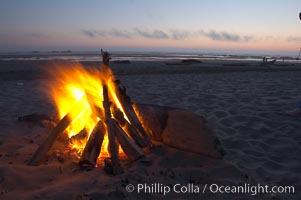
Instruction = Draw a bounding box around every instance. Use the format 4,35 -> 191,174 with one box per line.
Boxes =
81,28 -> 253,42
287,36 -> 301,42
200,30 -> 253,42
170,30 -> 191,40
82,29 -> 131,38
134,28 -> 169,39
110,29 -> 132,38
82,30 -> 98,38
82,28 -> 169,39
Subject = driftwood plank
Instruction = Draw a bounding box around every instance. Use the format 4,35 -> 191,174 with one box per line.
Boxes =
79,121 -> 105,168
100,50 -> 150,146
112,79 -> 152,147
28,113 -> 72,166
85,90 -> 104,119
113,120 -> 144,161
112,108 -> 147,148
103,85 -> 122,174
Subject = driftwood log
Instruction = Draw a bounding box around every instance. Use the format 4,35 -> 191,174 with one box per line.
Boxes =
85,91 -> 104,119
112,79 -> 152,147
132,103 -> 168,141
135,104 -> 225,159
112,108 -> 147,148
99,50 -> 151,147
101,49 -> 152,146
79,121 -> 105,168
101,49 -> 111,66
28,113 -> 72,166
102,85 -> 122,174
112,120 -> 144,161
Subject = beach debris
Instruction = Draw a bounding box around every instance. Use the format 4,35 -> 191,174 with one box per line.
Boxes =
261,57 -> 276,66
181,59 -> 202,64
165,59 -> 202,65
112,60 -> 131,64
27,49 -> 224,175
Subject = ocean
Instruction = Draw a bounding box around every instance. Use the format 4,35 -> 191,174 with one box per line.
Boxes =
0,51 -> 299,63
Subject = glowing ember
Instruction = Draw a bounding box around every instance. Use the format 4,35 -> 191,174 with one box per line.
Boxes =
47,63 -> 127,158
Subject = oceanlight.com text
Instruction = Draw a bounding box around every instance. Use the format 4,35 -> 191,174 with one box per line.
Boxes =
125,183 -> 295,196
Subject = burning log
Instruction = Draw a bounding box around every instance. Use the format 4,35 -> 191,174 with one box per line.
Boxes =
28,113 -> 71,166
112,108 -> 147,148
103,84 -> 122,174
70,128 -> 88,145
110,79 -> 152,147
85,91 -> 104,119
100,50 -> 151,147
112,120 -> 144,161
79,121 -> 105,168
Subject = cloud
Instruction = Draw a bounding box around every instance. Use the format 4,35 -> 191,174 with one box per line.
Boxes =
82,29 -> 131,38
170,30 -> 191,40
82,28 -> 169,40
110,29 -> 132,38
81,28 -> 253,42
82,30 -> 98,38
134,28 -> 169,39
200,30 -> 253,42
287,36 -> 301,42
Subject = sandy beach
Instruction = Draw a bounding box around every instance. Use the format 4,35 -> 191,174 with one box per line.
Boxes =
0,59 -> 300,200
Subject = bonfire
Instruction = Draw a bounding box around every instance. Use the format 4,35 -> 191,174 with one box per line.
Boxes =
28,50 -> 152,174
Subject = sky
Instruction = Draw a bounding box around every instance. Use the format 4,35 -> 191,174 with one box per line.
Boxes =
0,0 -> 300,55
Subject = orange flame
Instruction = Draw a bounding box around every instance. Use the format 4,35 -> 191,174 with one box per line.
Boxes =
47,63 -> 125,158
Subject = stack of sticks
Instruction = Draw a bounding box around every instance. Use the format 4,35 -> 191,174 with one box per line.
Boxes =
28,50 -> 152,175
